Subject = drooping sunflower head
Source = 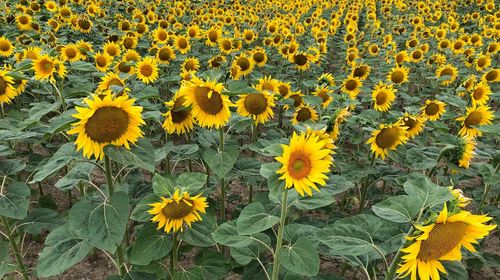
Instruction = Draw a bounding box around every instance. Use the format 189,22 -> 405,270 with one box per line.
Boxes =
67,94 -> 145,160
292,105 -> 319,125
387,66 -> 409,85
148,189 -> 208,233
318,72 -> 335,87
397,113 -> 425,139
276,132 -> 333,196
236,91 -> 275,124
367,123 -> 409,159
0,69 -> 18,104
181,76 -> 232,129
456,105 -> 494,138
448,187 -> 471,208
342,75 -> 363,99
351,63 -> 371,80
397,205 -> 496,280
97,72 -> 126,93
436,64 -> 458,86
135,57 -> 159,84
420,100 -> 446,121
372,82 -> 396,112
163,92 -> 194,135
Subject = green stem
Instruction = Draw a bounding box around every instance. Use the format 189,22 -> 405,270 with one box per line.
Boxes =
170,232 -> 178,278
358,153 -> 376,213
1,216 -> 29,280
116,245 -> 126,277
219,127 -> 226,222
478,163 -> 499,211
427,146 -> 454,177
0,103 -> 4,118
271,190 -> 288,280
104,155 -> 114,195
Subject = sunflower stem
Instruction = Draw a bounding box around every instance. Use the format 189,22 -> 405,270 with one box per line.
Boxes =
116,245 -> 126,277
271,190 -> 288,280
385,227 -> 415,280
1,216 -> 29,280
427,146 -> 454,177
104,155 -> 115,195
478,163 -> 499,211
358,153 -> 376,213
170,232 -> 178,278
219,127 -> 226,222
0,103 -> 4,118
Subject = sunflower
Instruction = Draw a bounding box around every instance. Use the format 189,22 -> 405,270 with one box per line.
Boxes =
290,52 -> 312,71
275,132 -> 333,196
318,73 -> 335,87
313,86 -> 333,108
230,65 -> 241,80
277,82 -> 292,98
236,91 -> 275,124
97,72 -> 126,93
454,136 -> 476,169
67,94 -> 145,160
182,57 -> 200,72
0,37 -> 14,57
94,52 -> 113,72
292,105 -> 319,124
420,100 -> 446,121
398,113 -> 425,139
233,54 -> 254,77
372,82 -> 396,112
342,75 -> 363,99
251,47 -> 267,67
153,28 -> 169,44
351,63 -> 371,80
76,40 -> 93,60
0,69 -> 19,104
387,66 -> 409,85
163,92 -> 194,135
175,35 -> 191,54
181,76 -> 232,129
255,76 -> 279,93
449,187 -> 471,208
32,54 -> 66,83
156,46 -> 176,65
103,41 -> 121,57
481,69 -> 499,83
470,82 -> 491,106
243,29 -> 257,43
475,55 -> 491,72
367,123 -> 408,159
15,14 -> 32,31
136,57 -> 159,84
208,55 -> 226,69
206,27 -> 221,46
60,44 -> 81,62
436,64 -> 458,86
397,205 -> 496,280
456,105 -> 494,138
326,107 -> 351,142
148,189 -> 208,233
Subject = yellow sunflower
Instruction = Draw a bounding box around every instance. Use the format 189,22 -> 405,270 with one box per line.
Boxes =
162,92 -> 195,135
255,76 -> 279,93
470,82 -> 491,106
387,66 -> 409,85
156,46 -> 176,65
290,52 -> 312,71
277,82 -> 292,98
397,205 -> 496,280
436,64 -> 458,86
367,123 -> 408,159
342,75 -> 363,99
135,57 -> 159,84
97,72 -> 126,93
456,105 -> 494,138
251,47 -> 268,67
318,73 -> 335,87
313,86 -> 333,108
103,41 -> 121,57
236,91 -> 275,124
181,76 -> 232,129
32,54 -> 66,83
449,187 -> 471,208
275,132 -> 333,196
0,37 -> 15,57
372,82 -> 396,112
456,136 -> 476,169
148,189 -> 208,233
351,63 -> 371,81
292,105 -> 319,124
326,107 -> 351,142
94,52 -> 113,72
0,69 -> 19,104
397,113 -> 425,139
481,69 -> 499,83
175,35 -> 191,54
60,44 -> 81,62
208,55 -> 226,69
420,100 -> 446,121
182,57 -> 200,73
233,54 -> 254,77
475,55 -> 491,72
205,27 -> 221,46
67,94 -> 145,160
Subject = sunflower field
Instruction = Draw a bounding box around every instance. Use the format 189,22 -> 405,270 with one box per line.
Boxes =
0,0 -> 499,279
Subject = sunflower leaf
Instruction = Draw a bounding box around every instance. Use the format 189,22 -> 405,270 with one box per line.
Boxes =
279,237 -> 319,276
0,181 -> 30,219
372,195 -> 421,223
202,145 -> 239,179
130,223 -> 172,265
31,143 -> 79,183
237,202 -> 279,235
104,139 -> 156,173
403,175 -> 453,209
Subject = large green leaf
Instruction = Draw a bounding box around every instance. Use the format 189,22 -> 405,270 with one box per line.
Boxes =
236,203 -> 279,235
55,162 -> 95,190
403,176 -> 453,209
0,241 -> 16,279
279,237 -> 319,277
0,181 -> 30,219
180,212 -> 217,247
292,188 -> 335,210
68,191 -> 129,252
176,172 -> 207,193
19,208 -> 65,234
372,195 -> 421,223
152,173 -> 174,196
194,250 -> 230,279
130,193 -> 158,222
230,233 -> 271,266
202,145 -> 239,178
37,224 -> 92,277
0,159 -> 26,177
211,221 -> 253,248
31,143 -> 79,183
130,224 -> 172,265
104,139 -> 156,173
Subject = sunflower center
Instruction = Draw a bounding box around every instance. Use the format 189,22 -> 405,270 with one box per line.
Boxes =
473,88 -> 484,100
85,107 -> 129,143
184,61 -> 196,71
66,48 -> 77,58
162,199 -> 194,219
391,71 -> 404,83
171,96 -> 190,123
158,49 -> 172,61
288,152 -> 312,179
19,16 -> 29,24
237,57 -> 250,71
485,71 -> 497,81
108,78 -> 124,87
194,86 -> 223,115
140,65 -> 153,77
403,117 -> 417,130
465,111 -> 482,127
345,79 -> 358,91
178,39 -> 188,49
208,31 -> 218,42
42,61 -> 53,72
244,93 -> 268,115
294,54 -> 308,66
118,62 -> 131,73
353,67 -> 366,78
376,91 -> 388,105
440,68 -> 454,77
425,103 -> 439,116
0,42 -> 9,51
0,77 -> 7,94
417,221 -> 468,261
291,94 -> 302,107
375,127 -> 400,148
318,91 -> 329,102
78,19 -> 90,30
278,85 -> 289,97
477,57 -> 487,67
107,47 -> 118,56
296,107 -> 312,122
158,32 -> 167,41
253,52 -> 264,63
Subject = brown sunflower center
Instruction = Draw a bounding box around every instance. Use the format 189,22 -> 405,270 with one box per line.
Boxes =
291,94 -> 302,107
485,71 -> 497,82
178,39 -> 188,49
0,77 -> 7,94
208,31 -> 218,42
278,85 -> 289,97
194,86 -> 223,115
403,117 -> 417,130
118,62 -> 131,73
317,90 -> 329,102
288,152 -> 312,179
237,57 -> 250,71
353,67 -> 367,78
140,65 -> 153,77
123,38 -> 134,49
42,61 -> 53,72
465,111 -> 482,127
473,88 -> 484,100
391,71 -> 404,83
253,52 -> 265,63
158,49 -> 172,61
171,96 -> 190,123
425,103 -> 439,116
417,221 -> 468,261
65,48 -> 77,58
440,68 -> 454,77
294,54 -> 308,66
157,31 -> 167,41
85,107 -> 129,143
345,79 -> 358,91
0,42 -> 10,51
19,16 -> 29,24
244,93 -> 268,115
78,19 -> 90,30
108,78 -> 124,88
96,56 -> 107,67
375,127 -> 400,148
376,91 -> 388,105
477,57 -> 487,67
296,107 -> 312,122
161,199 -> 194,219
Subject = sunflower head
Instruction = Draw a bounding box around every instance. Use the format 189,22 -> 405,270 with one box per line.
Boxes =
236,91 -> 275,124
372,82 -> 396,112
148,189 -> 208,233
456,105 -> 494,138
387,66 -> 409,84
420,100 -> 446,121
367,123 -> 409,159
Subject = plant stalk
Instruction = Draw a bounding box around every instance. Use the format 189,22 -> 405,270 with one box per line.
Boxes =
170,232 -> 178,278
271,190 -> 288,280
1,216 -> 29,280
478,163 -> 499,211
358,153 -> 376,213
219,128 -> 226,222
